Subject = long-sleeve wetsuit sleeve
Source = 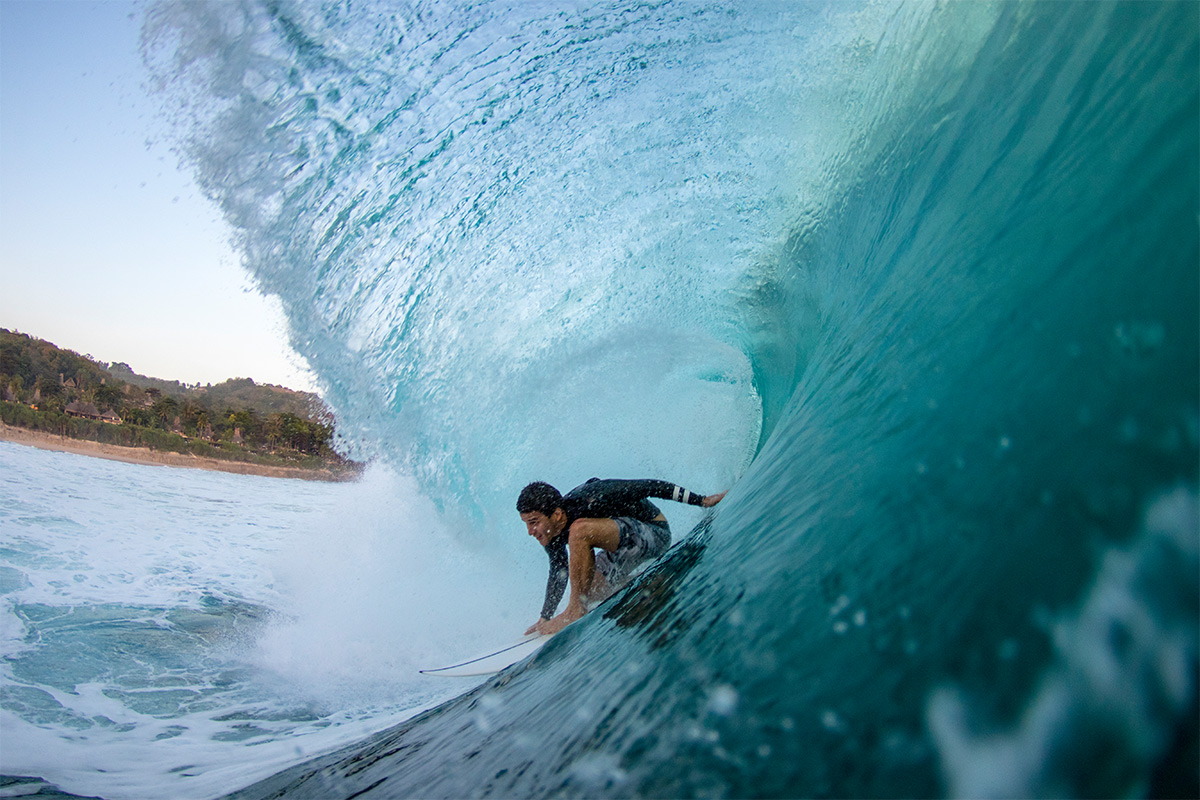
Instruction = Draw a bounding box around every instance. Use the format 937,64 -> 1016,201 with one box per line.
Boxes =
595,479 -> 709,507
561,478 -> 710,524
540,541 -> 569,619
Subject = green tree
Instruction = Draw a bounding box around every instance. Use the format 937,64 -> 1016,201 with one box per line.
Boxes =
6,375 -> 25,403
264,414 -> 284,451
153,396 -> 179,429
122,407 -> 155,427
0,341 -> 34,384
35,375 -> 62,401
225,408 -> 259,444
93,384 -> 124,411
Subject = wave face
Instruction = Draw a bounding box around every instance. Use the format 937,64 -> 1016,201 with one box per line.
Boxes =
145,1 -> 1198,796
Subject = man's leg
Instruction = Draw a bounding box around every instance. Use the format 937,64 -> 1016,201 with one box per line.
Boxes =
543,518 -> 619,633
567,518 -> 619,604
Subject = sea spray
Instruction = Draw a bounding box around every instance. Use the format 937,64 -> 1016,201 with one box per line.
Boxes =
253,465 -> 536,704
0,446 -> 539,799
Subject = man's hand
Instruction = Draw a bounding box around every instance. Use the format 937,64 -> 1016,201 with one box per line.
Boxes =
701,491 -> 727,508
525,618 -> 555,636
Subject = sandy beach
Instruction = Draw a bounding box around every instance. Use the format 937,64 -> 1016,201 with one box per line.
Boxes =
0,423 -> 361,482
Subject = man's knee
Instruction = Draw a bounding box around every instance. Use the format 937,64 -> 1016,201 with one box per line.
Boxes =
569,518 -> 618,550
568,518 -> 601,543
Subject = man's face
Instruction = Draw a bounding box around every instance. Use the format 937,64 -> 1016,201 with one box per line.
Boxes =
521,510 -> 563,546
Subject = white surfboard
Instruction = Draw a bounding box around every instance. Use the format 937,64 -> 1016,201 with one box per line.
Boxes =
419,633 -> 552,677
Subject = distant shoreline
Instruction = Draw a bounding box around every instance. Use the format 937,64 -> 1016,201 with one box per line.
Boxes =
0,423 -> 362,482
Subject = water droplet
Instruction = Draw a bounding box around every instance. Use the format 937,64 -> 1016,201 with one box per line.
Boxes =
568,753 -> 627,789
1113,320 -> 1165,357
821,709 -> 844,732
707,684 -> 738,717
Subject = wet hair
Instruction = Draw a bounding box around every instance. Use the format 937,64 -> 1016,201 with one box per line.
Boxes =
517,481 -> 562,516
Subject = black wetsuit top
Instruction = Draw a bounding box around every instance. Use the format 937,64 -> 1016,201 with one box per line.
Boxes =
539,478 -> 708,619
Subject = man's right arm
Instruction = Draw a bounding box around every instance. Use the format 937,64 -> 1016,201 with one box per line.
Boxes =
526,542 -> 568,635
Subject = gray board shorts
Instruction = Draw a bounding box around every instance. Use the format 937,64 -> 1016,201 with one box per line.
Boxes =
594,517 -> 671,584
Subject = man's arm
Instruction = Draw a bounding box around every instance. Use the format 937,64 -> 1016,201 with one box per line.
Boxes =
526,542 -> 568,635
603,478 -> 725,509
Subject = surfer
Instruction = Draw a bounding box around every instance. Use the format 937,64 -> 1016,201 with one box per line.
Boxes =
517,478 -> 726,635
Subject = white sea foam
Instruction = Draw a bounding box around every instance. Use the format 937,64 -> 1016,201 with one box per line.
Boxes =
0,442 -> 540,799
251,464 -> 537,706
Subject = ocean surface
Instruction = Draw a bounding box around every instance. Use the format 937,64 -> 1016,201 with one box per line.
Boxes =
0,442 -> 548,798
5,0 -> 1198,797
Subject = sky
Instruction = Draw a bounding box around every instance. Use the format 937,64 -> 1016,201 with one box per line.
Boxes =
0,0 -> 317,392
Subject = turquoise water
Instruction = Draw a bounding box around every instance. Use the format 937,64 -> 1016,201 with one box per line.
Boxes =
14,1 -> 1200,797
0,444 -> 541,798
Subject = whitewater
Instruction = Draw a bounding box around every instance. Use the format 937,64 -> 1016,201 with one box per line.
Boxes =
0,443 -> 553,798
4,0 -> 1198,797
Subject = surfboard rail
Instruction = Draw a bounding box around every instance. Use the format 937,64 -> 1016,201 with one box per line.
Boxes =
419,633 -> 551,677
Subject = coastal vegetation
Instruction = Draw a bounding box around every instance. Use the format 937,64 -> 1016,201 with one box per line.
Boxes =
0,328 -> 360,476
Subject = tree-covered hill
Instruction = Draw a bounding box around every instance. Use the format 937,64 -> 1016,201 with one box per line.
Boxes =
0,328 -> 356,472
106,363 -> 322,421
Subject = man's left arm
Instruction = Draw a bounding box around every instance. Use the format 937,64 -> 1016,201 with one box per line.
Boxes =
610,479 -> 726,509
